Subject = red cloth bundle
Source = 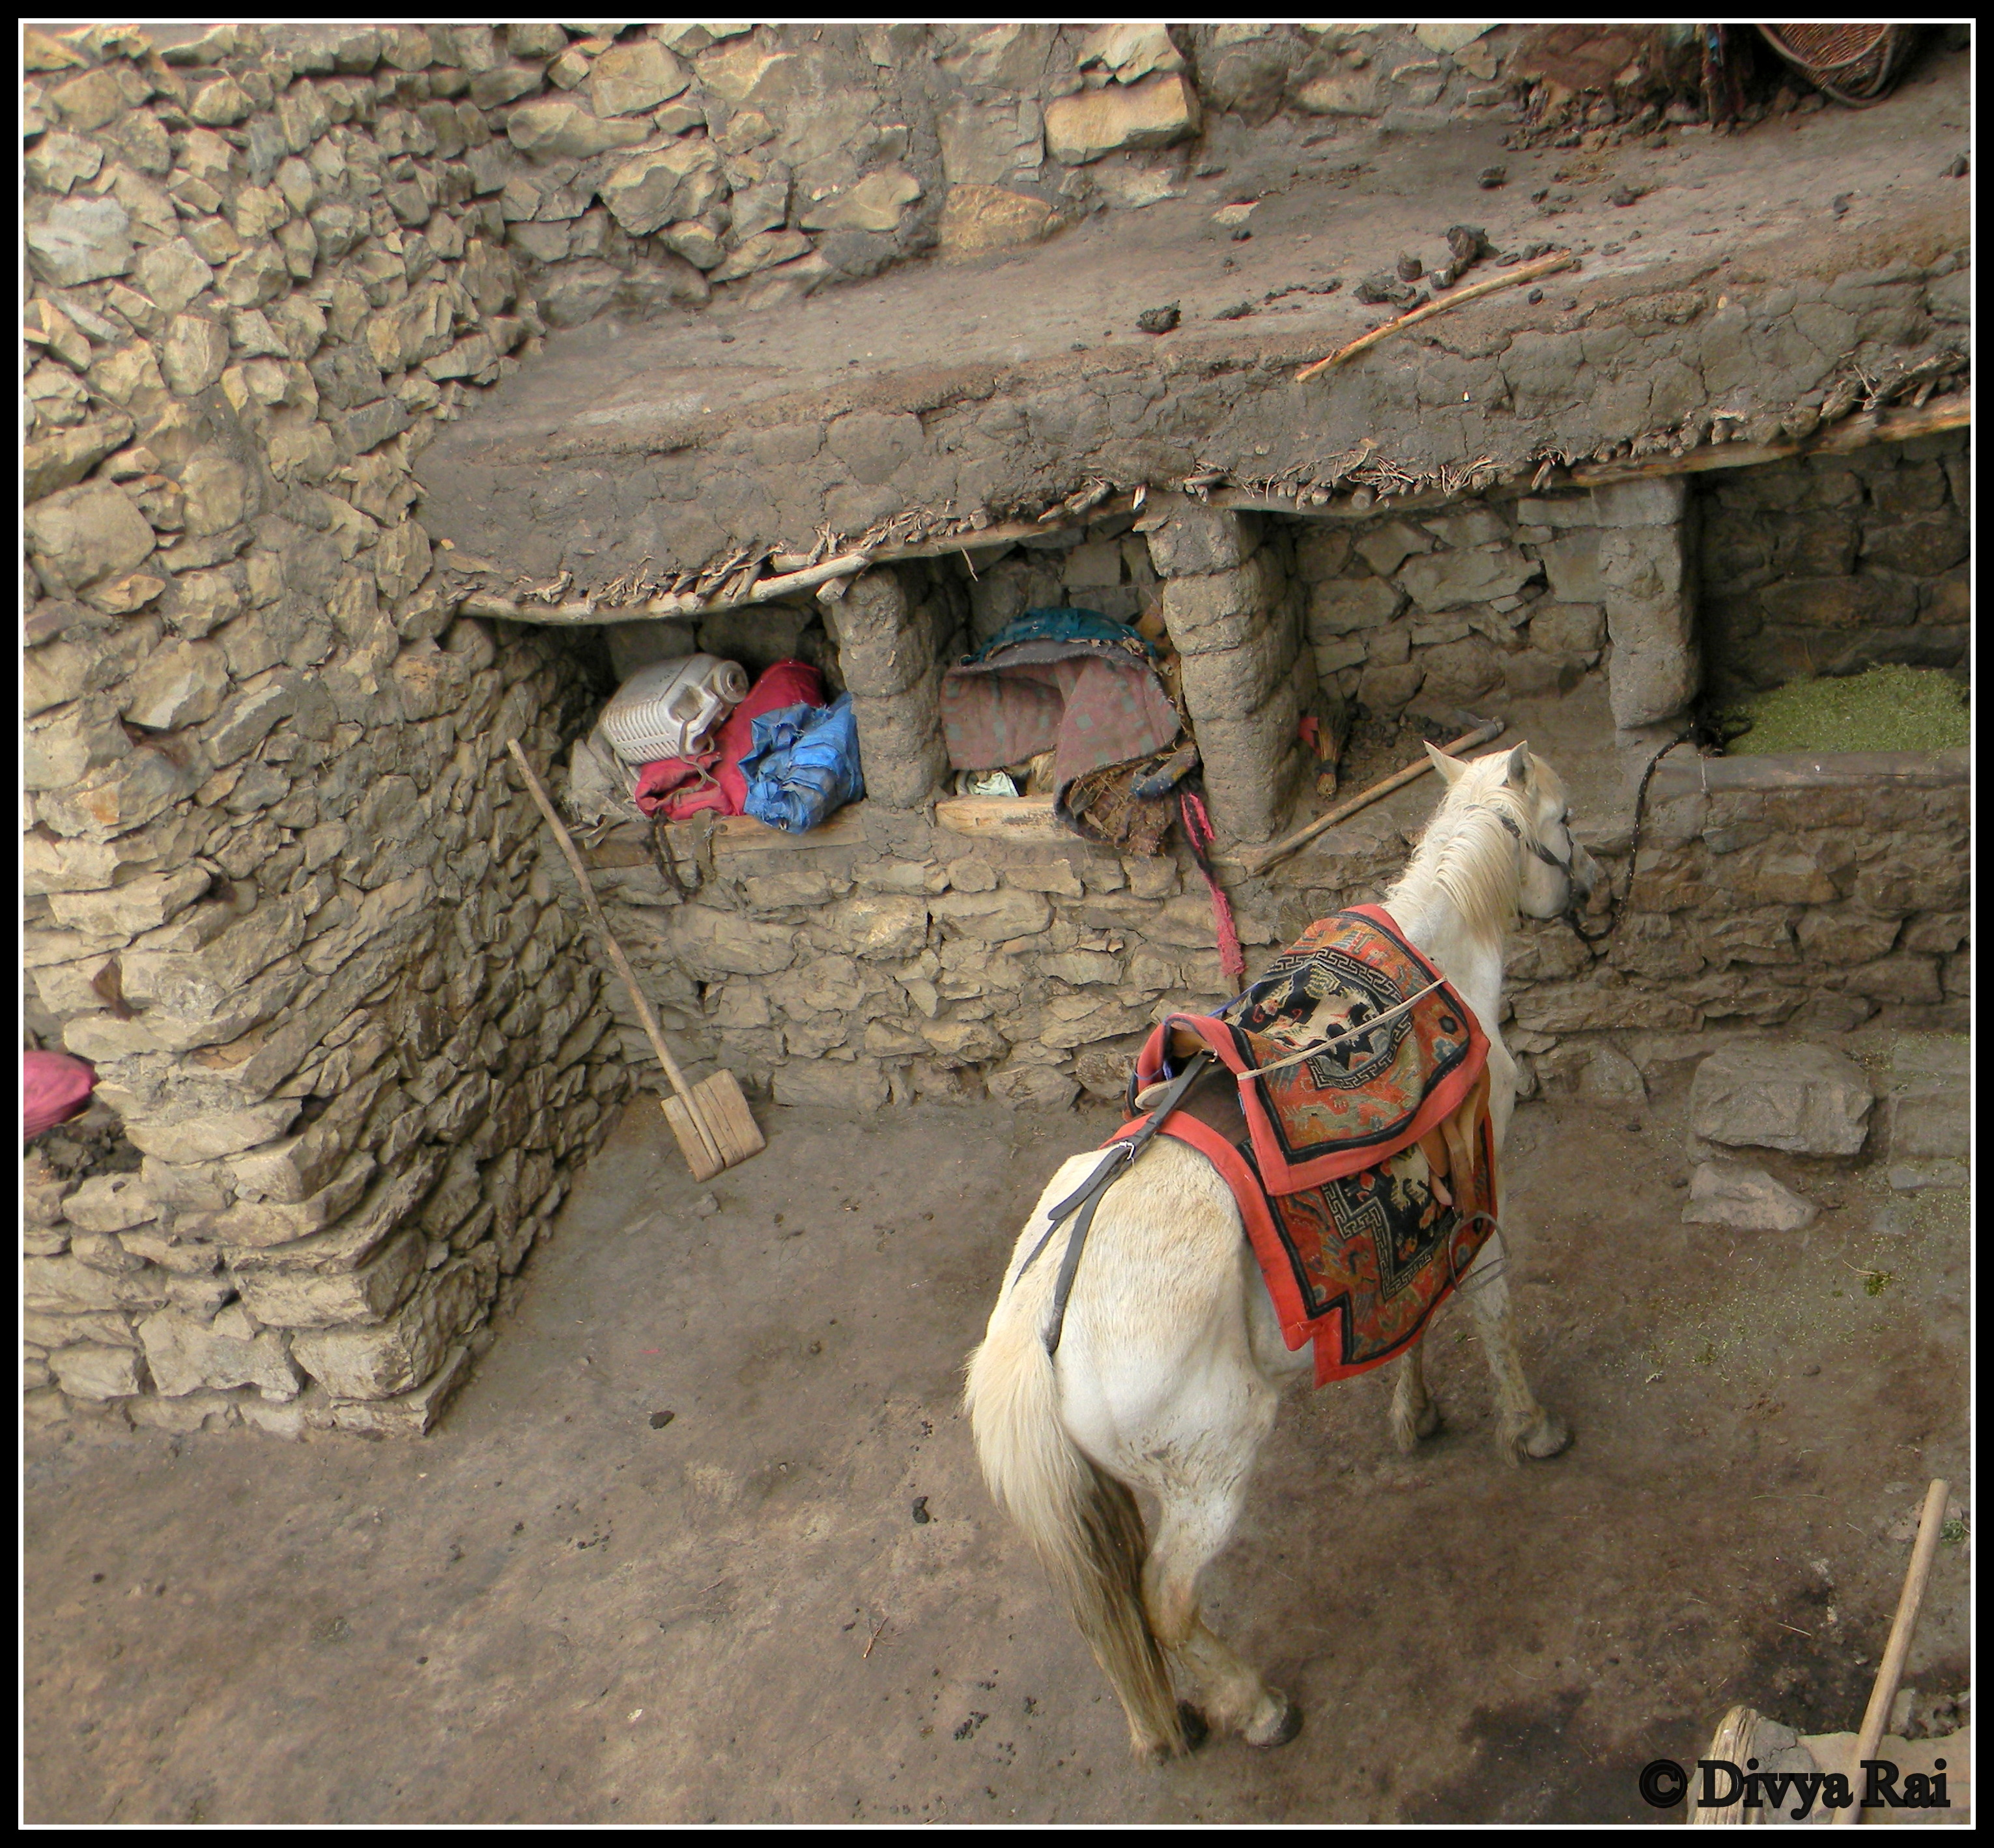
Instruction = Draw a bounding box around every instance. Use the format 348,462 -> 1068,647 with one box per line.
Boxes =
633,659 -> 825,821
25,1050 -> 95,1141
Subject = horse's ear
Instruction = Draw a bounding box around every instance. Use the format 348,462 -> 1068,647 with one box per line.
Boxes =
1424,741 -> 1468,786
1504,741 -> 1532,789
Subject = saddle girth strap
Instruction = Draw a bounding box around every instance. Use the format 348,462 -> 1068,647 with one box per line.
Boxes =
1010,1052 -> 1214,1356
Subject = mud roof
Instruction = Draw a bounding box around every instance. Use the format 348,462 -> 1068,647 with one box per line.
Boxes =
416,59 -> 1968,604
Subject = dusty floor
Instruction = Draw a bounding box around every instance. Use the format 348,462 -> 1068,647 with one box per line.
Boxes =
23,1057 -> 1969,1823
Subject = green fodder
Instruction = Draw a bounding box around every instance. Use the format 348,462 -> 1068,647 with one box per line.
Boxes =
1724,663 -> 1970,756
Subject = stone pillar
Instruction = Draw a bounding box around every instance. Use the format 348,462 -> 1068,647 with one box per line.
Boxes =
826,563 -> 947,808
1535,478 -> 1700,731
1150,505 -> 1311,845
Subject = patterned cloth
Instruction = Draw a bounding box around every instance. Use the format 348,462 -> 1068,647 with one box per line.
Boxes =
1114,906 -> 1498,1384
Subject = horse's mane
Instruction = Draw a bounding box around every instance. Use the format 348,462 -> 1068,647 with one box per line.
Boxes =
1384,763 -> 1531,941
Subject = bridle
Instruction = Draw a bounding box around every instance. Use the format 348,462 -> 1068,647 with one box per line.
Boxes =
1487,804 -> 1616,945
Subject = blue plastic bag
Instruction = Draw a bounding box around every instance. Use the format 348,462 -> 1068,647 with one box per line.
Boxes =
739,693 -> 865,832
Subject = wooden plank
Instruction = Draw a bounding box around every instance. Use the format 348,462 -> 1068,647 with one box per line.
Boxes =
707,806 -> 872,854
933,795 -> 1074,842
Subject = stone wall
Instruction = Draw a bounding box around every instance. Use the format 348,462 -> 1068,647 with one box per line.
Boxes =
582,741 -> 1966,1122
1696,431 -> 1970,700
1298,479 -> 1697,732
23,23 -> 657,1440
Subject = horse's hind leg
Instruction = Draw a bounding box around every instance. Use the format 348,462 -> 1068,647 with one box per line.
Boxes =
1389,1336 -> 1442,1451
1141,1477 -> 1302,1748
1459,1230 -> 1571,1462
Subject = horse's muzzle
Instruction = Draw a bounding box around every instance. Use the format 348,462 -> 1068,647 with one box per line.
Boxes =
1569,840 -> 1604,903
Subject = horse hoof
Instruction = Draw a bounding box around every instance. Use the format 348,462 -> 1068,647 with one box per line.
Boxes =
1245,1694 -> 1303,1749
1177,1702 -> 1210,1754
1390,1398 -> 1442,1453
1509,1411 -> 1572,1461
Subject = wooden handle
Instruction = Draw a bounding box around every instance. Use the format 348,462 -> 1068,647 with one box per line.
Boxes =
506,739 -> 723,1171
1832,1477 -> 1952,1825
1238,718 -> 1505,875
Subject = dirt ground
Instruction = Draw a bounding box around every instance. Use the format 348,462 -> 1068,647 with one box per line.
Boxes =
23,1051 -> 1969,1824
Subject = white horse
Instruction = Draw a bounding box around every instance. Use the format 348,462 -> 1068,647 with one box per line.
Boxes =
965,740 -> 1603,1760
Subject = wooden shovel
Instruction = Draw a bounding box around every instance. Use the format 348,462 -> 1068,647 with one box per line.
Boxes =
1831,1478 -> 1952,1825
507,739 -> 763,1183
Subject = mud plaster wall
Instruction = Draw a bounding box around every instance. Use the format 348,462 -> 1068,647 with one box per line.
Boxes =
1694,431 -> 1970,700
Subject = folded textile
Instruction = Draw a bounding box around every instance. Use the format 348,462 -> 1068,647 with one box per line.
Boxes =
634,659 -> 825,821
25,1050 -> 95,1141
741,693 -> 865,832
943,608 -> 1178,795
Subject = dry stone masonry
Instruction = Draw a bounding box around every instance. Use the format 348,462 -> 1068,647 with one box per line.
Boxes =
20,23 -> 1972,1440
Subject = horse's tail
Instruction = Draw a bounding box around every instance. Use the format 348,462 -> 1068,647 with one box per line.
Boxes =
964,1266 -> 1183,1757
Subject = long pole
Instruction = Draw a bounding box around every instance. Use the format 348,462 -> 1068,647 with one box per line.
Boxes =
506,739 -> 725,1174
1234,718 -> 1505,875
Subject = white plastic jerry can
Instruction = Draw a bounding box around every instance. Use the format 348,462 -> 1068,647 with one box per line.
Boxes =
601,655 -> 752,764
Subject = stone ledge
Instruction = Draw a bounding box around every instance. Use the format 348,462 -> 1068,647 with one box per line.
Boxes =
1651,747 -> 1969,803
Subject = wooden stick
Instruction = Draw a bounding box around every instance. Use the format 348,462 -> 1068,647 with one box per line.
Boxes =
505,739 -> 726,1175
1832,1478 -> 1952,1825
1296,251 -> 1578,382
1567,395 -> 1973,487
1234,718 -> 1505,875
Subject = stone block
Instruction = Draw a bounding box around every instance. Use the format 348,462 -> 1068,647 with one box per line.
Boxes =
1885,1084 -> 1966,1162
930,888 -> 1053,943
1145,508 -> 1255,578
26,480 -> 156,595
1352,520 -> 1432,577
50,1343 -> 147,1401
27,194 -> 134,287
125,1101 -> 303,1165
59,1173 -> 157,1235
1681,1160 -> 1818,1232
322,1342 -> 474,1436
772,1059 -> 890,1110
987,1062 -> 1079,1109
136,1305 -> 302,1400
231,1227 -> 427,1329
1046,73 -> 1199,163
1307,575 -> 1399,636
1687,1041 -> 1872,1156
588,38 -> 691,115
1399,547 -> 1540,615
1577,1046 -> 1647,1106
289,1251 -> 490,1398
666,904 -> 796,977
938,185 -> 1054,259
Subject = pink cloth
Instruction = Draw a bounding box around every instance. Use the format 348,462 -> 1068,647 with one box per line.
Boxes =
25,1050 -> 95,1140
634,660 -> 825,821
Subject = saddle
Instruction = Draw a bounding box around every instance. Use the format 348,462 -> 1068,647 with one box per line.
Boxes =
1113,906 -> 1499,1385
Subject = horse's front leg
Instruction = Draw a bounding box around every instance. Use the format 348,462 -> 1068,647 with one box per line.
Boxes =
1388,1336 -> 1442,1451
1460,1229 -> 1571,1462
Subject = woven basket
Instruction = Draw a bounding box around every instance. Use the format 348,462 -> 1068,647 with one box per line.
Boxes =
1759,23 -> 1918,106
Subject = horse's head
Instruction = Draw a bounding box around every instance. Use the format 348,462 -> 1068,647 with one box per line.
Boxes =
1424,739 -> 1602,921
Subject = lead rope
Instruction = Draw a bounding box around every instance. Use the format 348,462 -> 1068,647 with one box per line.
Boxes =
1178,789 -> 1247,989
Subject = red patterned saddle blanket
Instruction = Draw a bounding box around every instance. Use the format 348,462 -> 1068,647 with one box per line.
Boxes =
1110,905 -> 1498,1386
